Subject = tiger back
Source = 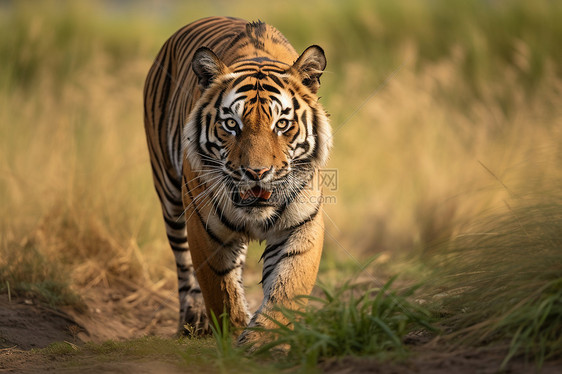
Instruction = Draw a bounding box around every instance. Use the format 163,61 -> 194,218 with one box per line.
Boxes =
143,17 -> 332,345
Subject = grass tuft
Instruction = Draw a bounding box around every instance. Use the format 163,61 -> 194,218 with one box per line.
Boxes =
255,276 -> 435,367
209,310 -> 243,367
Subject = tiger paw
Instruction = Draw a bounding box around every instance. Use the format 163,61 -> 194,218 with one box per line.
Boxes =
237,329 -> 289,355
237,328 -> 265,351
178,293 -> 210,336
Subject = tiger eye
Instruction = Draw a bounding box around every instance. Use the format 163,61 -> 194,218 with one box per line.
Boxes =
224,119 -> 238,131
276,119 -> 290,131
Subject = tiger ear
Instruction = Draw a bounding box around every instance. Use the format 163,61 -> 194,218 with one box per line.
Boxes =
192,47 -> 228,90
289,45 -> 326,94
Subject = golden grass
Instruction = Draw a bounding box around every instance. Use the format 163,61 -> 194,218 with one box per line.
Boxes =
327,55 -> 562,259
0,14 -> 169,302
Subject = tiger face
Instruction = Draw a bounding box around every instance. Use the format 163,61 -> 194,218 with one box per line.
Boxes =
183,46 -> 332,224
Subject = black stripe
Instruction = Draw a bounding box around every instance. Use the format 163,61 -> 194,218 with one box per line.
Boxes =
176,262 -> 192,273
204,112 -> 213,143
287,202 -> 321,232
236,83 -> 257,93
260,251 -> 308,285
288,113 -> 302,144
165,215 -> 185,230
294,141 -> 310,155
260,238 -> 288,262
208,263 -> 237,277
261,83 -> 280,94
171,243 -> 189,252
231,74 -> 250,88
260,267 -> 274,285
212,123 -> 221,142
243,105 -> 255,117
213,90 -> 225,111
223,30 -> 246,52
178,284 -> 192,293
310,108 -> 320,159
212,200 -> 245,232
167,233 -> 187,244
292,97 -> 301,111
262,83 -> 281,94
268,74 -> 284,87
270,95 -> 282,105
205,141 -> 222,156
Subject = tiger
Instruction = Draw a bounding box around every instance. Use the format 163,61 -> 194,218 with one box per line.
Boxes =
143,16 -> 332,345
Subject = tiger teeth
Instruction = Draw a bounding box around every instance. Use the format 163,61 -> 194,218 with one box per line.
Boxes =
260,190 -> 272,200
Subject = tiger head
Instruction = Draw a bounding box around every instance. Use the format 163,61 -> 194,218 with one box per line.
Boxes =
183,45 -> 332,221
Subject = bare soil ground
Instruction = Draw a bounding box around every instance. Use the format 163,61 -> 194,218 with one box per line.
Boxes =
0,295 -> 79,350
0,284 -> 178,350
1,288 -> 561,373
0,284 -> 181,373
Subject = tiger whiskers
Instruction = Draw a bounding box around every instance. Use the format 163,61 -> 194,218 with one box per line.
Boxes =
180,173 -> 228,225
204,176 -> 230,230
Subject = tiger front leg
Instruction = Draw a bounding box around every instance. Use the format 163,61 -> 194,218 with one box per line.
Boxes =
238,213 -> 324,347
185,219 -> 251,332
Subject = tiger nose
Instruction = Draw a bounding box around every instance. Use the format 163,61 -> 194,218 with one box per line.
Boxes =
242,166 -> 271,181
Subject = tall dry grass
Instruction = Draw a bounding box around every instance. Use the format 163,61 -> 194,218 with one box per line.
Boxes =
328,54 -> 562,257
0,2 -> 174,303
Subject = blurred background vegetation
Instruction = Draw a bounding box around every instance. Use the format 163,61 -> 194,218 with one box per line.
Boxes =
0,0 -> 561,366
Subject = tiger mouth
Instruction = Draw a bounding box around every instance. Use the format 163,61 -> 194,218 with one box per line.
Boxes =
239,186 -> 272,201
